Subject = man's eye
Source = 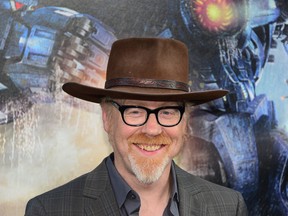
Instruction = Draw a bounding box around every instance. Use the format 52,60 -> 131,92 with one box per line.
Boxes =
160,109 -> 178,117
162,111 -> 171,115
125,108 -> 145,116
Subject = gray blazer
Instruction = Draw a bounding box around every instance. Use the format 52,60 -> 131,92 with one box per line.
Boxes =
25,157 -> 248,216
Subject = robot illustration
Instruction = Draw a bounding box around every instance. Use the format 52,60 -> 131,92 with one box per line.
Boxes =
171,0 -> 288,215
1,0 -> 288,215
0,0 -> 117,124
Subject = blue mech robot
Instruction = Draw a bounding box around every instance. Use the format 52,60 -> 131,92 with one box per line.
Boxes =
171,0 -> 288,215
1,0 -> 288,215
0,0 -> 117,124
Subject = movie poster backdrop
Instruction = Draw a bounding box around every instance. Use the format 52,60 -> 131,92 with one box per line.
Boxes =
1,0 -> 288,215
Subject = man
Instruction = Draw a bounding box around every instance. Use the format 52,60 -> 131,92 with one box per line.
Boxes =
25,38 -> 248,215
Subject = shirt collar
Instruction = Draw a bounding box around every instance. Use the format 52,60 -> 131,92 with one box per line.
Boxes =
106,153 -> 133,208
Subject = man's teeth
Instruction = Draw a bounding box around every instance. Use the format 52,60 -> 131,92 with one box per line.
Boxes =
136,144 -> 163,151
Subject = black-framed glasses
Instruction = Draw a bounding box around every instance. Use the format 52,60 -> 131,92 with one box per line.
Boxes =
110,101 -> 185,127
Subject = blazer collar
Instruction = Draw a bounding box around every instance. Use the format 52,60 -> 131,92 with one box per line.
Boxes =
175,165 -> 208,216
83,157 -> 121,216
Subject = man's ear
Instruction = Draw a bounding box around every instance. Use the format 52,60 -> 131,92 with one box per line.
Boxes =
101,104 -> 110,133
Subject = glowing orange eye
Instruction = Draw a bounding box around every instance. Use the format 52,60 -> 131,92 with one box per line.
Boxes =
207,4 -> 222,22
191,0 -> 243,35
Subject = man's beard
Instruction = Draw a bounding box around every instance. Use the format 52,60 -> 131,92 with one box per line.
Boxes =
127,133 -> 173,184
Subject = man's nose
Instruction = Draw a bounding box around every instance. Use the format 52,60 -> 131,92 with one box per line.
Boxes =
141,113 -> 162,136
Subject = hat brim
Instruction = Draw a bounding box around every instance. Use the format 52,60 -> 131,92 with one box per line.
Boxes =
62,82 -> 228,105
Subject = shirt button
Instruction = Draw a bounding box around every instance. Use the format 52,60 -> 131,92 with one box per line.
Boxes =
130,194 -> 136,199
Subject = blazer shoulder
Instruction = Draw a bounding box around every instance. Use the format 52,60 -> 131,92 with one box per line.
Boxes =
25,172 -> 89,215
25,158 -> 109,215
175,165 -> 236,193
31,158 -> 107,199
175,165 -> 248,215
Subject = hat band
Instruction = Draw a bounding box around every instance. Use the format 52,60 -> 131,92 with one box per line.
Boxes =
105,78 -> 189,92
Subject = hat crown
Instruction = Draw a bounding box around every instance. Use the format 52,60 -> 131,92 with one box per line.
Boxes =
105,38 -> 189,90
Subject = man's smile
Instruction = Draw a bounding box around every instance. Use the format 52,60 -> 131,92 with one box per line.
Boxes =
134,143 -> 166,152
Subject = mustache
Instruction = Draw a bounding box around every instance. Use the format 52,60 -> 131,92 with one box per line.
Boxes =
128,133 -> 173,145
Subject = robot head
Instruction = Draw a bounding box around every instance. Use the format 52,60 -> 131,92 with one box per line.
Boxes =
181,0 -> 248,38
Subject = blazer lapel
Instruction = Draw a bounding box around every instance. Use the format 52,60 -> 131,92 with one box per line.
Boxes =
83,159 -> 121,216
176,165 -> 207,216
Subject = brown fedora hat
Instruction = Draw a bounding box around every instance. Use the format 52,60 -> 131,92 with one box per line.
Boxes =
62,37 -> 228,104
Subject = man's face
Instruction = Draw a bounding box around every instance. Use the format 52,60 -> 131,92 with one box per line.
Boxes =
102,100 -> 188,184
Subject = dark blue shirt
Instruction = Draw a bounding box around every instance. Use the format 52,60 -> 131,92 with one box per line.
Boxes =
106,154 -> 180,216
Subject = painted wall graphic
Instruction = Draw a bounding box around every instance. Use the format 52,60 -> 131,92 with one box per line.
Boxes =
1,0 -> 288,215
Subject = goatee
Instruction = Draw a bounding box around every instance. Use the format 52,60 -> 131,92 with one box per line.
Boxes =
127,133 -> 173,184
